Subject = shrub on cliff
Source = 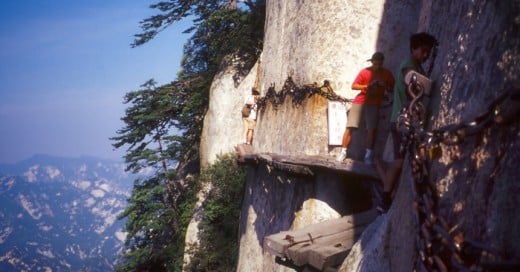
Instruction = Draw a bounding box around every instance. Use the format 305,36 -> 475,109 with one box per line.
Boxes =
113,1 -> 265,270
185,153 -> 246,271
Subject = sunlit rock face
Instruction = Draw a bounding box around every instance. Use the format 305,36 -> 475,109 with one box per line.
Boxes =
199,60 -> 260,167
194,0 -> 519,271
0,155 -> 133,271
342,1 -> 520,271
233,0 -> 519,271
199,0 -> 421,165
254,0 -> 419,160
236,0 -> 420,270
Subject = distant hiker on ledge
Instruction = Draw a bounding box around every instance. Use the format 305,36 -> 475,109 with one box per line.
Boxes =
242,87 -> 260,145
336,52 -> 395,164
375,32 -> 438,213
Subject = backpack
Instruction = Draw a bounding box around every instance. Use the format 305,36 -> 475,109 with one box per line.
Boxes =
241,104 -> 251,117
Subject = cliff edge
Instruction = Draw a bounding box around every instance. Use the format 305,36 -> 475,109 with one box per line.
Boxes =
197,0 -> 519,271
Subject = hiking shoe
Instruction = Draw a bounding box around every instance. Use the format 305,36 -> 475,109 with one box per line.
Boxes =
336,150 -> 347,162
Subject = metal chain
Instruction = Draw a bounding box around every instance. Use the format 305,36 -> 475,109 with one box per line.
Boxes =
256,77 -> 353,110
397,77 -> 520,271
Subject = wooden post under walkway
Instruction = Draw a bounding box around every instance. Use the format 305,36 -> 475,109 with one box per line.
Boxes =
264,209 -> 378,271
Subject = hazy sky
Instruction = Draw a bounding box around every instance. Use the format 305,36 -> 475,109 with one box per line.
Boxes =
0,1 -> 191,163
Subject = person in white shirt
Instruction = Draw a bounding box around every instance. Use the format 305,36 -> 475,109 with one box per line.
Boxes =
243,88 -> 260,145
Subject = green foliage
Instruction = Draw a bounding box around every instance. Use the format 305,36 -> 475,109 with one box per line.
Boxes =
132,1 -> 265,48
115,177 -> 178,272
185,154 -> 247,271
111,79 -> 192,272
115,176 -> 200,272
111,79 -> 180,173
113,1 -> 265,271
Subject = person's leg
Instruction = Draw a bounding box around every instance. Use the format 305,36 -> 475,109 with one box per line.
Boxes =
336,128 -> 349,161
367,128 -> 376,149
384,159 -> 403,192
242,118 -> 249,143
364,105 -> 379,164
337,104 -> 361,161
377,123 -> 404,212
342,128 -> 352,148
246,129 -> 253,144
246,119 -> 256,145
336,128 -> 352,162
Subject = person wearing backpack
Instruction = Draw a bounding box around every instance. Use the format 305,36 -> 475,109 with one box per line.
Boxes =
242,88 -> 260,145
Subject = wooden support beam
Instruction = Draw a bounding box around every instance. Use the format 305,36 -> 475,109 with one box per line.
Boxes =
242,152 -> 380,180
263,209 -> 378,270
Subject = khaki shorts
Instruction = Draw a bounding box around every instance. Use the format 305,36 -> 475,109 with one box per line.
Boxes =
347,103 -> 378,129
243,118 -> 256,130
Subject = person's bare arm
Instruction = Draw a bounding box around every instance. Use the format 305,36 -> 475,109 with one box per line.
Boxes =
352,82 -> 369,91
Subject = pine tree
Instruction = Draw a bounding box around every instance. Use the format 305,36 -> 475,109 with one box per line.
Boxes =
112,1 -> 265,270
111,80 -> 188,271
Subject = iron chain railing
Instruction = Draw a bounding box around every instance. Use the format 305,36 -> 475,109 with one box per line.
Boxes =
397,74 -> 520,271
256,77 -> 353,111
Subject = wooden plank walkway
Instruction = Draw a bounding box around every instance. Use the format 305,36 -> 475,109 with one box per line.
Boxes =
264,209 -> 378,271
236,144 -> 380,180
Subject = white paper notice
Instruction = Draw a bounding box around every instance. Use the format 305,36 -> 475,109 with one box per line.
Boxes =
327,101 -> 348,146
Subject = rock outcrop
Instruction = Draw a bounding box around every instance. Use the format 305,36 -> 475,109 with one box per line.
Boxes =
195,0 -> 519,271
199,60 -> 260,167
341,1 -> 520,271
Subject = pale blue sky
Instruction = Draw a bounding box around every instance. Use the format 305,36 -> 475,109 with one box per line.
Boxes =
0,1 -> 190,163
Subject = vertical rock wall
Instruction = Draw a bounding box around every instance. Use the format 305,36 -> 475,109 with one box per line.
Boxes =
199,60 -> 259,167
236,0 -> 424,271
342,1 -> 520,271
260,0 -> 420,94
254,0 -> 420,159
197,0 -> 519,270
237,163 -> 373,272
425,0 -> 520,264
199,0 -> 423,163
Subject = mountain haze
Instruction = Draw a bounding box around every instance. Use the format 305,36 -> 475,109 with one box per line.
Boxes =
0,155 -> 135,271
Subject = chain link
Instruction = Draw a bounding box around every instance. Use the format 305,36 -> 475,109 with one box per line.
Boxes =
257,76 -> 519,270
256,77 -> 353,111
397,77 -> 520,271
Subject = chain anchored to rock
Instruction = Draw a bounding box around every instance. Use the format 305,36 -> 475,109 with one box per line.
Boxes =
256,77 -> 353,111
397,76 -> 520,271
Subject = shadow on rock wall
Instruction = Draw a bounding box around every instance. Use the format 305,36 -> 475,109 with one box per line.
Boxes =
352,0 -> 520,269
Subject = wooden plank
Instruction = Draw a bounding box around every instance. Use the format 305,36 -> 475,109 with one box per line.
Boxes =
286,241 -> 314,266
271,160 -> 314,176
264,218 -> 353,256
263,209 -> 377,258
308,245 -> 349,270
287,224 -> 366,269
306,228 -> 364,270
264,230 -> 295,257
235,144 -> 254,162
277,154 -> 379,179
243,153 -> 380,180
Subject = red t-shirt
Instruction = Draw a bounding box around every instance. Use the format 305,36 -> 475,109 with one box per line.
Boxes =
352,67 -> 395,106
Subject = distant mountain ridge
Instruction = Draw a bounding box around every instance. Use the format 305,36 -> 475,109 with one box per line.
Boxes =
0,154 -> 136,271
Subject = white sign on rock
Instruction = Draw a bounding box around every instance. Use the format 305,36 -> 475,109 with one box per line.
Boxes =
327,101 -> 348,146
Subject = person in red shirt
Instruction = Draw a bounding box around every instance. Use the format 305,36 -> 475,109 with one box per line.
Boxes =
336,52 -> 395,164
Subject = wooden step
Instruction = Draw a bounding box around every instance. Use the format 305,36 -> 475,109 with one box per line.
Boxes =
264,209 -> 378,270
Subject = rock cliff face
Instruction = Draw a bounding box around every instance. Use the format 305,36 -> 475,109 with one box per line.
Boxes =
199,60 -> 260,167
198,0 -> 519,271
341,1 -> 519,271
